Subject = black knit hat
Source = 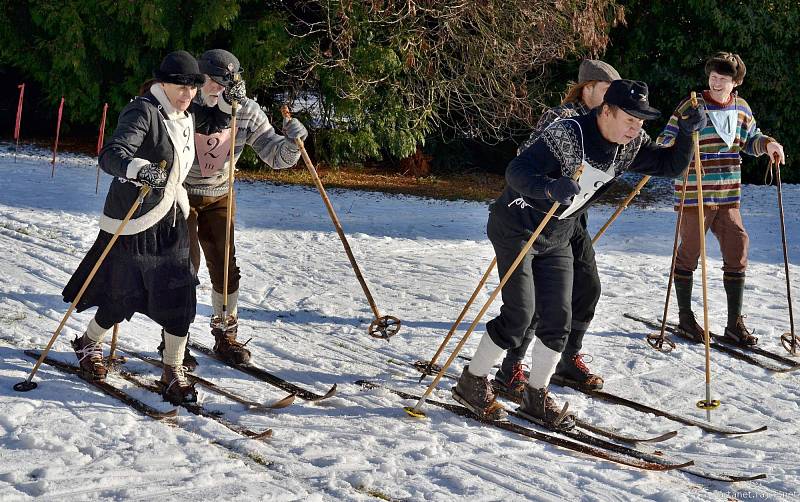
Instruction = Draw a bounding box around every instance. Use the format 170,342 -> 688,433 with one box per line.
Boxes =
198,49 -> 241,87
704,52 -> 746,83
603,79 -> 661,120
153,50 -> 206,86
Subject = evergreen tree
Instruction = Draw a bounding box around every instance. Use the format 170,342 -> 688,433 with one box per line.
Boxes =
605,0 -> 800,182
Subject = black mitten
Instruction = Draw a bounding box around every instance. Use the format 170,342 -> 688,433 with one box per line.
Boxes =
545,177 -> 580,205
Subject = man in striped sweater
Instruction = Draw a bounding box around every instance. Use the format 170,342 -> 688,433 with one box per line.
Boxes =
657,52 -> 785,346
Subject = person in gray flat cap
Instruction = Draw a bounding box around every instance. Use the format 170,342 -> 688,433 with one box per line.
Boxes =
493,59 -> 622,400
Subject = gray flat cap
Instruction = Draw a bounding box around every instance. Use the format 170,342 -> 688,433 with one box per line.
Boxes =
578,59 -> 620,83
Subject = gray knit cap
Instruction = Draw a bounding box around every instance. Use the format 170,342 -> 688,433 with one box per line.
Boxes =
578,59 -> 621,83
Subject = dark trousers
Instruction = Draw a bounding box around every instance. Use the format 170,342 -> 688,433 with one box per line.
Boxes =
188,193 -> 241,295
485,211 -> 577,354
488,212 -> 602,376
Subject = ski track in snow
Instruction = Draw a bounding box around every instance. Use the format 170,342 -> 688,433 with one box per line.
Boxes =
0,143 -> 799,501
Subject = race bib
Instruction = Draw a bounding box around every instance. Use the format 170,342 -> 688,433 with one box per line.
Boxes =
195,129 -> 232,177
707,109 -> 738,149
558,160 -> 614,220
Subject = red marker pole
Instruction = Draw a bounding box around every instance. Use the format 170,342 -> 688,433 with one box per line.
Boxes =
51,97 -> 64,178
13,83 -> 25,162
95,103 -> 108,194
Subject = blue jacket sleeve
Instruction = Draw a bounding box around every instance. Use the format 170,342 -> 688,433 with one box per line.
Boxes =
628,128 -> 693,178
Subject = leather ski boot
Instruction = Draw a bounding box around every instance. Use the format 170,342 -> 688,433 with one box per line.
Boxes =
674,271 -> 704,342
492,361 -> 528,401
71,333 -> 107,381
552,352 -> 603,390
517,385 -> 575,431
157,330 -> 198,371
723,315 -> 758,346
160,364 -> 198,405
452,366 -> 507,420
722,273 -> 756,345
678,310 -> 705,343
211,315 -> 251,364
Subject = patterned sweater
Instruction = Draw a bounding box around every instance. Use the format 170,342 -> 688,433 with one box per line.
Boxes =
517,101 -> 590,154
492,110 -> 693,252
657,91 -> 773,208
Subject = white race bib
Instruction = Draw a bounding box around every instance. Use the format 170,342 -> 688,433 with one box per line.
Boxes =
707,109 -> 738,149
558,160 -> 614,220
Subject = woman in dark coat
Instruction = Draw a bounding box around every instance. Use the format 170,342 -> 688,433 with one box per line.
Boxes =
63,51 -> 205,405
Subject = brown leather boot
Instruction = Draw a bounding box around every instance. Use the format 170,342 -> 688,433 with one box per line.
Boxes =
518,385 -> 575,431
552,352 -> 604,390
71,333 -> 107,381
160,364 -> 198,405
678,310 -> 706,343
492,361 -> 528,400
723,315 -> 758,346
211,315 -> 251,364
452,366 -> 507,420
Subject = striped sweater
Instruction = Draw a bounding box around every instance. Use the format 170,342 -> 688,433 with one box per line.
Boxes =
186,97 -> 300,197
657,91 -> 773,208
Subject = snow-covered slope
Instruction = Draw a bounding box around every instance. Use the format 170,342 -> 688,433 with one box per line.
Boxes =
1,144 -> 798,501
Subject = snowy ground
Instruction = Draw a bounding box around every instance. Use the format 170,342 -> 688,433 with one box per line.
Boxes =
0,143 -> 798,501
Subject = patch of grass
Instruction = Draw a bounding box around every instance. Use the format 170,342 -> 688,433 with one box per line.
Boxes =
354,485 -> 399,501
238,165 -> 666,208
245,451 -> 274,467
237,165 -> 505,203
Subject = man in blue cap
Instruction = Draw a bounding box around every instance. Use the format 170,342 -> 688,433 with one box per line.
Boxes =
496,59 -> 622,398
454,80 -> 706,429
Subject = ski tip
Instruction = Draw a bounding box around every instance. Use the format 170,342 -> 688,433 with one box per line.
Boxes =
403,406 -> 427,419
646,430 -> 679,443
160,408 -> 180,419
730,473 -> 767,482
320,383 -> 337,400
727,425 -> 768,436
252,429 -> 273,441
269,393 -> 297,409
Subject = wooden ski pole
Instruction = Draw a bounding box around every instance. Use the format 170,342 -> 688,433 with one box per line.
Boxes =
14,182 -> 154,391
14,83 -> 24,163
771,155 -> 798,355
220,76 -> 240,330
95,103 -> 108,194
51,97 -> 64,178
108,323 -> 119,359
592,176 -> 651,244
404,166 -> 584,418
687,92 -> 719,420
418,257 -> 497,383
645,169 -> 692,353
293,132 -> 401,340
